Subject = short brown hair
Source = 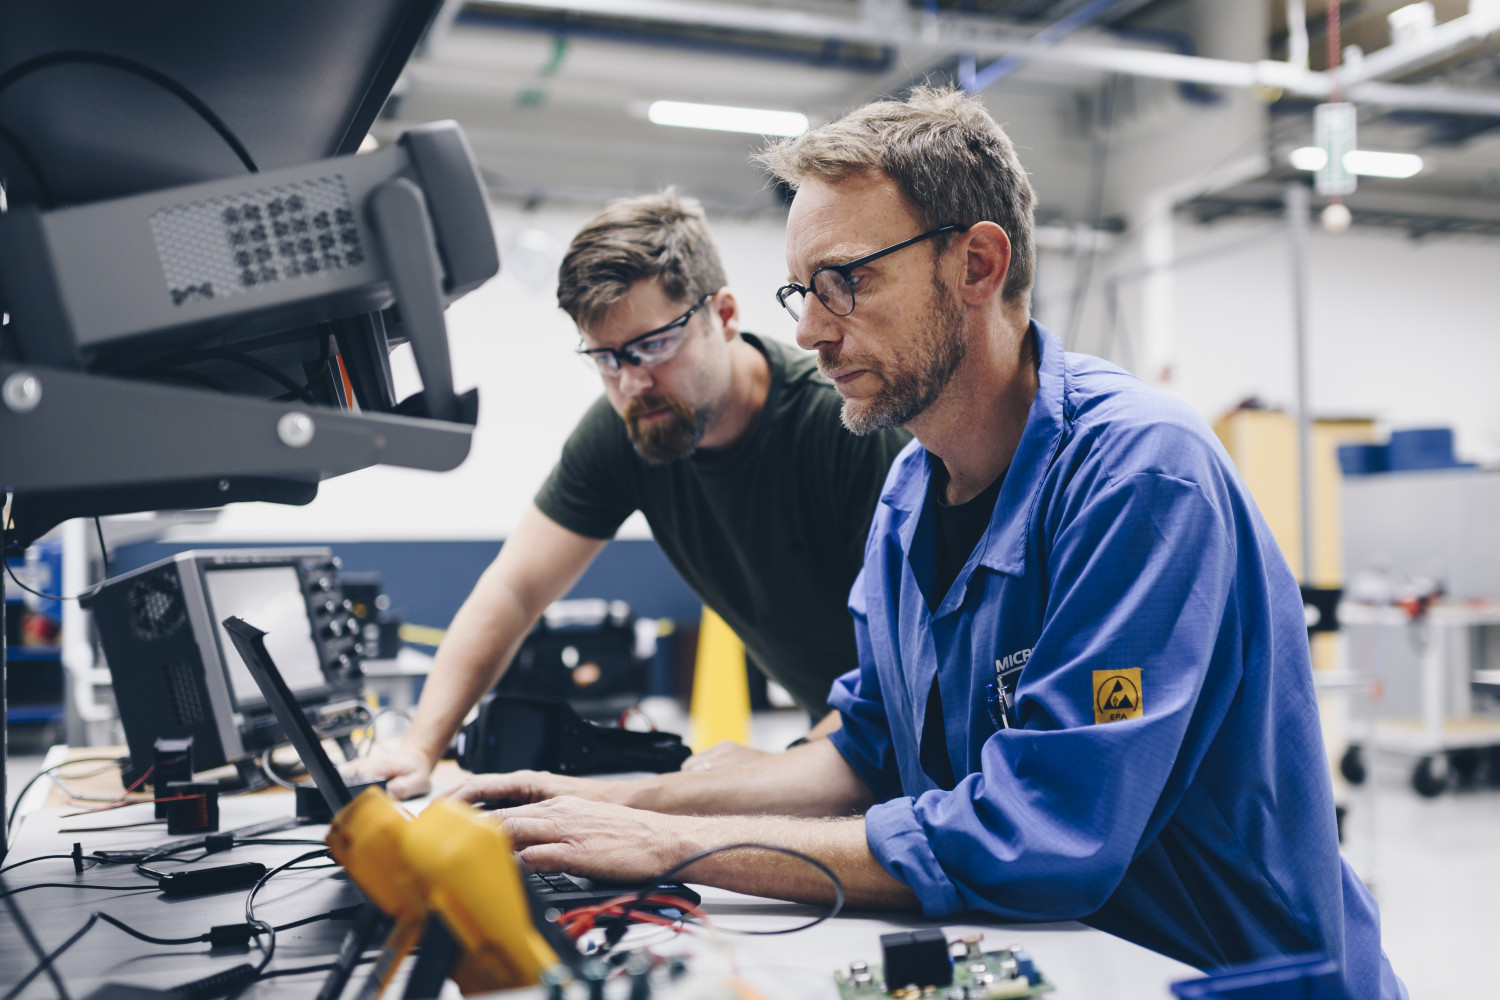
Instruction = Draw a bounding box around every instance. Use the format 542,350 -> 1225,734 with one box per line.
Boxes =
756,86 -> 1036,303
557,188 -> 728,330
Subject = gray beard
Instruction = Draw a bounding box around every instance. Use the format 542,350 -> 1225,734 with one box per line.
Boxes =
840,279 -> 967,435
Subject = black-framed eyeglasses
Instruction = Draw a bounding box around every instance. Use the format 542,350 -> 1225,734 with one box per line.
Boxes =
576,294 -> 713,377
776,224 -> 967,321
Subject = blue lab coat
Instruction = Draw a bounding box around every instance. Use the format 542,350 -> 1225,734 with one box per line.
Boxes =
828,323 -> 1405,999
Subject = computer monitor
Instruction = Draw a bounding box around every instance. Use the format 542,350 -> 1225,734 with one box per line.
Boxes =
84,548 -> 367,780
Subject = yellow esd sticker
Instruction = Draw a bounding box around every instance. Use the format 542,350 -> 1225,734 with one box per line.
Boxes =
1093,668 -> 1143,724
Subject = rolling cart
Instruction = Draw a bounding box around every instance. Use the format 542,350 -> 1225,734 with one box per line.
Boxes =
1338,601 -> 1500,797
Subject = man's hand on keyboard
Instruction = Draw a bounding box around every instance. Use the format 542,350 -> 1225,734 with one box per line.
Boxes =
488,795 -> 688,883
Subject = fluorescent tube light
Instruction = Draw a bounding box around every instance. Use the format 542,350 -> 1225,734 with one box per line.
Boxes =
1290,147 -> 1424,178
1343,150 -> 1424,179
1290,147 -> 1328,171
647,100 -> 808,136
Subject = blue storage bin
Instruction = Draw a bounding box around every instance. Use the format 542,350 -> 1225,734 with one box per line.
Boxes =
1336,443 -> 1387,476
1386,427 -> 1457,471
1170,953 -> 1348,1000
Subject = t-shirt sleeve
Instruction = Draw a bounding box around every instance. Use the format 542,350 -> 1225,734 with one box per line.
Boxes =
533,396 -> 640,540
864,471 -> 1238,920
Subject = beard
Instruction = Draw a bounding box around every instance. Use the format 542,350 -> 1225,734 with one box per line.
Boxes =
819,273 -> 967,435
623,393 -> 710,463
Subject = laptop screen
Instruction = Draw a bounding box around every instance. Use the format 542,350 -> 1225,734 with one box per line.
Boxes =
222,616 -> 352,815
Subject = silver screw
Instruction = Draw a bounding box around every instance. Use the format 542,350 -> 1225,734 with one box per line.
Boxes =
2,372 -> 41,413
277,411 -> 315,448
217,480 -> 231,492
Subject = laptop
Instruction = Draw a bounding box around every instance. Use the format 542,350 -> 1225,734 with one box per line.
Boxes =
222,615 -> 700,910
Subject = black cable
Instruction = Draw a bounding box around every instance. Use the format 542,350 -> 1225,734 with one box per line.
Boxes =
2,540 -> 104,603
213,848 -> 332,1000
260,954 -> 379,980
5,756 -> 124,837
93,516 -> 110,577
0,51 -> 257,173
274,902 -> 363,932
0,853 -> 88,876
233,838 -> 330,848
1,879 -> 73,1000
0,881 -> 153,902
646,843 -> 845,936
0,906 -> 218,1000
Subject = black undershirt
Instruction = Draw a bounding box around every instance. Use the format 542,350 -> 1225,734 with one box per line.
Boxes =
919,464 -> 1005,790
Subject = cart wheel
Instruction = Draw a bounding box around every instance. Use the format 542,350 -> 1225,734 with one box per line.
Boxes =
1450,748 -> 1482,789
1339,745 -> 1367,786
1412,755 -> 1449,798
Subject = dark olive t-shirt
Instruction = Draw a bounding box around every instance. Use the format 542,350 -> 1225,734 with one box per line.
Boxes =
533,333 -> 911,719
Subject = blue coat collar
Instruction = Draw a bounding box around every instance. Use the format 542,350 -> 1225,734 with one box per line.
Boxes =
879,319 -> 1068,581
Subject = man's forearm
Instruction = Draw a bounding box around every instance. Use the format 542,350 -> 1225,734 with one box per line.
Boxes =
400,581 -> 533,767
619,738 -> 876,818
671,813 -> 917,909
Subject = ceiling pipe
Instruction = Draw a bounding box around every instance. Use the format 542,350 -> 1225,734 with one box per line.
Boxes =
1342,2 -> 1500,86
1286,0 -> 1310,70
959,0 -> 1134,93
470,0 -> 1500,117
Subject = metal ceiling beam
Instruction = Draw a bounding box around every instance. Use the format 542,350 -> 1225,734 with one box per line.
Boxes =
1341,4 -> 1500,86
467,0 -> 1500,116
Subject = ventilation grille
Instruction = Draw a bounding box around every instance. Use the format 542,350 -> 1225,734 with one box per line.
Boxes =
150,174 -> 366,307
128,572 -> 187,641
162,658 -> 206,727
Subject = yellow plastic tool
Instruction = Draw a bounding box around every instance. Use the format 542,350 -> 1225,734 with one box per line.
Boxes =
401,798 -> 562,992
325,788 -> 427,999
325,787 -> 565,996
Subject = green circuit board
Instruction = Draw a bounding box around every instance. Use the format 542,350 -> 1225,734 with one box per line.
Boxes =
834,939 -> 1055,1000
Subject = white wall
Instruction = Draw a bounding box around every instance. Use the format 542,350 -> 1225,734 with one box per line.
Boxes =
171,201 -> 1500,545
171,201 -> 802,543
1059,217 -> 1500,465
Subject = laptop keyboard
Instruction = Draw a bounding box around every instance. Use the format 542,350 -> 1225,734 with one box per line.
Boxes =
527,871 -> 586,895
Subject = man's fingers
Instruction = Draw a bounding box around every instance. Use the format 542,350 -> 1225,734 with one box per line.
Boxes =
516,843 -> 574,873
495,812 -> 559,849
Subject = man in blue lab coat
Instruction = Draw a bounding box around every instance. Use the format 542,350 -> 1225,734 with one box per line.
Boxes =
450,87 -> 1405,999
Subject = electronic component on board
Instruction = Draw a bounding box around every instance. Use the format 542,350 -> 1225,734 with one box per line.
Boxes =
835,933 -> 1054,999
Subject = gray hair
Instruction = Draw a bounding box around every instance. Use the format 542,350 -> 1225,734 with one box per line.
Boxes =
756,86 -> 1036,303
557,188 -> 727,330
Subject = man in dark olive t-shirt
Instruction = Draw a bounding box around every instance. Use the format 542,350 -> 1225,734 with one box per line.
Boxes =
535,331 -> 906,718
348,190 -> 906,799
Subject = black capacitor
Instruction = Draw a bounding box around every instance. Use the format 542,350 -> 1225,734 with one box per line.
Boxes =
881,928 -> 953,989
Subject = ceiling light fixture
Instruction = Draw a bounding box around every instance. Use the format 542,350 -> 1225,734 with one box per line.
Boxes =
1290,147 -> 1424,178
647,100 -> 808,137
